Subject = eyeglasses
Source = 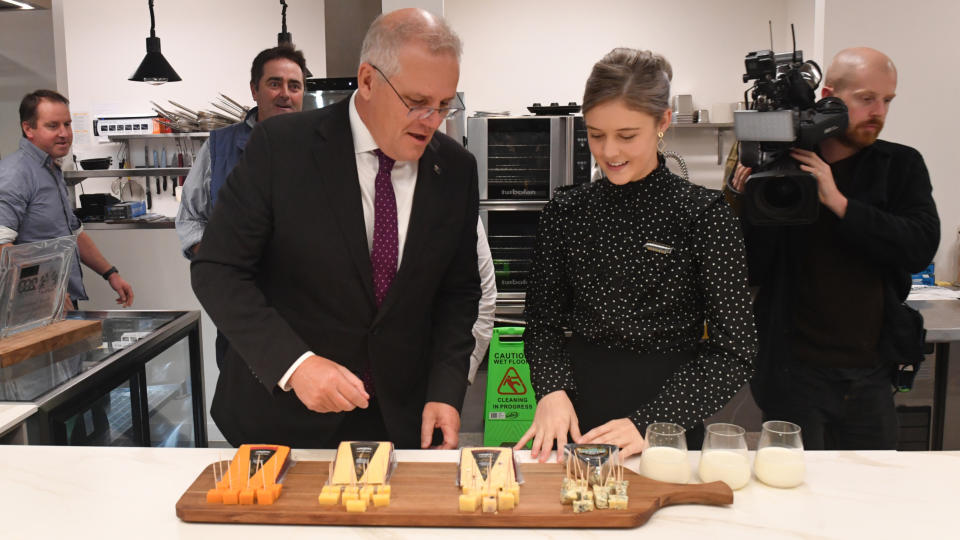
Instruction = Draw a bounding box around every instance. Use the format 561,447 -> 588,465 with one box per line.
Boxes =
370,64 -> 464,120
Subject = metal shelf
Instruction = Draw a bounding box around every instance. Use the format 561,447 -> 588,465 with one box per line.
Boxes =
670,122 -> 734,164
670,122 -> 733,129
64,168 -> 191,183
106,133 -> 208,141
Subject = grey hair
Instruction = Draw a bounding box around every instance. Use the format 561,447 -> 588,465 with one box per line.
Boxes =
583,48 -> 672,119
359,10 -> 462,76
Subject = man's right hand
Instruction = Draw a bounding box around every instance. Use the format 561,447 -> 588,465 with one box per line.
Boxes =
288,355 -> 370,413
730,163 -> 752,193
514,390 -> 580,463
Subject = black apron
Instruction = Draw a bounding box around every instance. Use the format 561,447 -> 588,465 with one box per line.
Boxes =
568,334 -> 705,450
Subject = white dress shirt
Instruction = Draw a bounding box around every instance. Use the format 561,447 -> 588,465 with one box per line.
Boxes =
470,217 -> 497,383
279,92 -> 419,390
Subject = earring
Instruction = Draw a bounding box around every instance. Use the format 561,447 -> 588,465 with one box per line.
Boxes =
657,131 -> 665,153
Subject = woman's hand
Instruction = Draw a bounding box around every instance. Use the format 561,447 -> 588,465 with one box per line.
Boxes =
514,390 -> 580,463
579,418 -> 647,459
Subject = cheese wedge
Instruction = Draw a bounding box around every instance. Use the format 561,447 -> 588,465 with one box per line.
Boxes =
330,441 -> 394,485
458,447 -> 516,489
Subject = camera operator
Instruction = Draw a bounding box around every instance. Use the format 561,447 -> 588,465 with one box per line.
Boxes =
727,47 -> 939,450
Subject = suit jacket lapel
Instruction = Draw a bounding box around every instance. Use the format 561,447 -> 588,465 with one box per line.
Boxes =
311,101 -> 376,307
373,137 -> 444,323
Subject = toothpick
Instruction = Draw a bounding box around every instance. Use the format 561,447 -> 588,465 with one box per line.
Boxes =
260,455 -> 267,489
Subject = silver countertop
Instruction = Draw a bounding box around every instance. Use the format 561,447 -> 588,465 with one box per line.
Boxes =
909,299 -> 960,341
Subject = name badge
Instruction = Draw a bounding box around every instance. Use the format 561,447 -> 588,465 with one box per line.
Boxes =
643,241 -> 673,255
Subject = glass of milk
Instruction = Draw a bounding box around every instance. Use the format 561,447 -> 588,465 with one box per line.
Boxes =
754,420 -> 805,488
639,422 -> 690,483
698,423 -> 751,490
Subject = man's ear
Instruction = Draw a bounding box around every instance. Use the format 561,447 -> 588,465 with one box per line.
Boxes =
356,63 -> 375,100
21,121 -> 34,141
250,81 -> 258,102
821,85 -> 835,99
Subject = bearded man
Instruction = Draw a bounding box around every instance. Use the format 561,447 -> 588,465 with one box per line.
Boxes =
728,47 -> 940,450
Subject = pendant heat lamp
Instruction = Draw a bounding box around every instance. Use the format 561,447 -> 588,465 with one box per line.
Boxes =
278,0 -> 312,77
129,0 -> 181,84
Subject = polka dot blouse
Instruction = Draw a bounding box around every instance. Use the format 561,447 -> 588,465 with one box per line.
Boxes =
523,159 -> 758,431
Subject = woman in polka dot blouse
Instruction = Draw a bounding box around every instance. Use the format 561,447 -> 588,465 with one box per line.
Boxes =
515,48 -> 758,461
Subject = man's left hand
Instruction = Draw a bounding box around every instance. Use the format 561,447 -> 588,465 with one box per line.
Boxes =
578,418 -> 648,459
421,401 -> 460,449
107,274 -> 134,307
790,149 -> 848,218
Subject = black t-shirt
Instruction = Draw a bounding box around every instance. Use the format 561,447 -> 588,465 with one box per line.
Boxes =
791,151 -> 884,368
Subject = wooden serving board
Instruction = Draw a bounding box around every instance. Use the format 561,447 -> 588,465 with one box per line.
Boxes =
176,460 -> 732,528
0,319 -> 102,368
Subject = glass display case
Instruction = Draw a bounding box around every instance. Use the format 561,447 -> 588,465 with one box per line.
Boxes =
0,310 -> 206,447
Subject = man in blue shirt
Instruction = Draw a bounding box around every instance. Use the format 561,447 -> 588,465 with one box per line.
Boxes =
0,89 -> 134,308
176,45 -> 307,258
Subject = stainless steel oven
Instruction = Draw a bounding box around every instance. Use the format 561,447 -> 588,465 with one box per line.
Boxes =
469,116 -> 590,317
468,116 -> 590,200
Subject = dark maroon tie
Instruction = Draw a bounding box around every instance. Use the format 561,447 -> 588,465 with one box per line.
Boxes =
363,150 -> 397,397
371,149 -> 398,307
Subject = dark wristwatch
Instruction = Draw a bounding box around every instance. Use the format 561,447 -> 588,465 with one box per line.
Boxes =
101,266 -> 118,280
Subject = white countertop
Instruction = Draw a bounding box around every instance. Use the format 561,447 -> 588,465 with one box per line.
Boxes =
0,403 -> 36,435
0,446 -> 956,539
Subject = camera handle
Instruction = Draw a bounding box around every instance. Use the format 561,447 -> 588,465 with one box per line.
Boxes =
661,150 -> 689,181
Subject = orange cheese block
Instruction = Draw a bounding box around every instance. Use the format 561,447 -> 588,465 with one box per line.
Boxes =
205,489 -> 223,503
212,444 -> 291,504
221,489 -> 239,505
256,488 -> 275,505
239,488 -> 256,505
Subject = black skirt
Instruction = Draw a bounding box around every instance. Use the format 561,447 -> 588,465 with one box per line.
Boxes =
568,334 -> 705,450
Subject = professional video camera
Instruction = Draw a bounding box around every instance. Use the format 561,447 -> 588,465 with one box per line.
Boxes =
734,29 -> 848,225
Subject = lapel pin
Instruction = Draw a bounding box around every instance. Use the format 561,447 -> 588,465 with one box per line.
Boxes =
433,164 -> 441,175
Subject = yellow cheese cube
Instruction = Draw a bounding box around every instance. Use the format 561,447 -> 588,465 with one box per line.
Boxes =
459,493 -> 480,512
509,483 -> 520,506
497,491 -> 515,511
372,493 -> 391,507
360,485 -> 376,503
376,485 -> 391,495
318,492 -> 340,506
345,498 -> 368,512
482,494 -> 498,513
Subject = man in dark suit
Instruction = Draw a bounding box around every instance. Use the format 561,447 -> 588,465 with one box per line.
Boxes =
191,8 -> 480,450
